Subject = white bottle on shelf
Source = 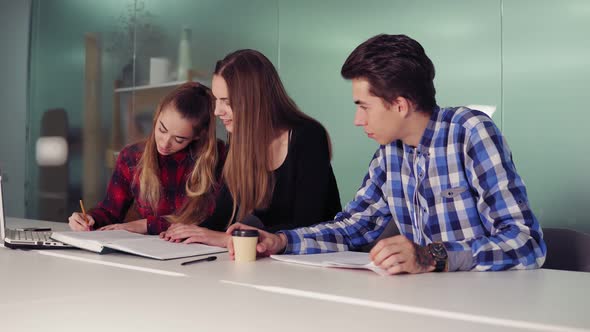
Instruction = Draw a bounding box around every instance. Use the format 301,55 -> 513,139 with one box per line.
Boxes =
177,27 -> 192,81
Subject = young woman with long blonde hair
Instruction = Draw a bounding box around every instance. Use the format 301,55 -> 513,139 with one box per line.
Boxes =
68,82 -> 226,240
161,49 -> 341,245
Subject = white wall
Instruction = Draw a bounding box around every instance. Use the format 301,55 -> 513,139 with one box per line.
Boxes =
0,0 -> 31,217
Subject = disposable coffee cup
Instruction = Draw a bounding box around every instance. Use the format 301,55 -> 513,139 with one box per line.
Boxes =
232,229 -> 259,262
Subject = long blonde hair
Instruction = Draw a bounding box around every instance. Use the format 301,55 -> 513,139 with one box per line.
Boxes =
136,82 -> 218,224
214,49 -> 332,224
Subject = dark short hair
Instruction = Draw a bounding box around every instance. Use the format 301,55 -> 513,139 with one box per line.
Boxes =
341,34 -> 437,112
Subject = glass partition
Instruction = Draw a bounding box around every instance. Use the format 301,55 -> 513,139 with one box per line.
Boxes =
27,0 -> 278,221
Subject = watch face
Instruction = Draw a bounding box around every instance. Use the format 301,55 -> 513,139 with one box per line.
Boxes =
430,243 -> 448,259
429,243 -> 447,272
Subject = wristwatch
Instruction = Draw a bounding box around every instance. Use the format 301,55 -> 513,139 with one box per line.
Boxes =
427,242 -> 448,272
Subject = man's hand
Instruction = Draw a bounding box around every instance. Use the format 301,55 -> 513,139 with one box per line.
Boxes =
98,219 -> 148,234
225,223 -> 287,260
369,235 -> 435,275
160,224 -> 229,248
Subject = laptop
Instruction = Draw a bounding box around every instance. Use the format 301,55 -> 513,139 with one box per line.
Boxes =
1,173 -> 71,249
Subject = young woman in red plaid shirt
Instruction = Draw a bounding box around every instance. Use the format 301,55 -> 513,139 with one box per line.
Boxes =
67,83 -> 226,244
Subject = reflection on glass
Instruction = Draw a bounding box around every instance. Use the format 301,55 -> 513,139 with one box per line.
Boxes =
27,0 -> 278,222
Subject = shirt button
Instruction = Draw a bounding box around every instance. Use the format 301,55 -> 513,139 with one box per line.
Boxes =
419,172 -> 424,178
423,208 -> 427,213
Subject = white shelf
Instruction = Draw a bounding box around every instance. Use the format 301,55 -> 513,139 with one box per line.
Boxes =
114,79 -> 211,93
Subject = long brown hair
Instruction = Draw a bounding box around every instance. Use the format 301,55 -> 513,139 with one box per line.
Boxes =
136,82 -> 218,224
214,49 -> 332,223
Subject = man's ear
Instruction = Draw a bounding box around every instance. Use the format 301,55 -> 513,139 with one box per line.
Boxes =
395,97 -> 413,118
383,97 -> 400,112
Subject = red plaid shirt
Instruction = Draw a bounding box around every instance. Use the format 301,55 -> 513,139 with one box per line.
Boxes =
89,141 -> 226,235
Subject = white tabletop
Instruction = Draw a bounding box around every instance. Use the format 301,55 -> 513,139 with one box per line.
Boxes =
1,218 -> 589,332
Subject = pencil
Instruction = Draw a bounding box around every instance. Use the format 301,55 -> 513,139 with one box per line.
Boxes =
79,199 -> 89,227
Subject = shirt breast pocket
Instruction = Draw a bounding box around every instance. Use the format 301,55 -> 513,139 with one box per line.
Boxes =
433,181 -> 473,203
440,186 -> 468,199
433,182 -> 477,213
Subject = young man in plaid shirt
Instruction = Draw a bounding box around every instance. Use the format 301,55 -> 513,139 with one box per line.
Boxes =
228,34 -> 546,274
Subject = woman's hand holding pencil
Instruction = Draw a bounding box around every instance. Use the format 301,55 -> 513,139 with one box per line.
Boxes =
67,199 -> 96,231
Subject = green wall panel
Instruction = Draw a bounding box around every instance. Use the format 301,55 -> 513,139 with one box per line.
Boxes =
502,0 -> 590,231
278,0 -> 501,202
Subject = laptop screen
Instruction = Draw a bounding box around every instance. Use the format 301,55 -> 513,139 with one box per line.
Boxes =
0,174 -> 6,240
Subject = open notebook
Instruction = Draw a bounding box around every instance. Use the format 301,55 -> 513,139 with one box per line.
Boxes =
270,251 -> 388,276
51,230 -> 227,260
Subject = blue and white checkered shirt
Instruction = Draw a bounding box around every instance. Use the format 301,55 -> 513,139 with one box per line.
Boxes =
281,106 -> 546,271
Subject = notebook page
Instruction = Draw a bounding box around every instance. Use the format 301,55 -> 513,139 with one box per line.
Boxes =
106,236 -> 227,260
322,251 -> 374,266
50,230 -> 145,253
270,252 -> 388,275
61,230 -> 145,242
271,251 -> 370,266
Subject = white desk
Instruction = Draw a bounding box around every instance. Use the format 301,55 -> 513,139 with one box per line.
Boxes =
1,218 -> 589,332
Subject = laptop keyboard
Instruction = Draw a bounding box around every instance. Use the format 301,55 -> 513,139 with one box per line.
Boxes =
7,229 -> 52,242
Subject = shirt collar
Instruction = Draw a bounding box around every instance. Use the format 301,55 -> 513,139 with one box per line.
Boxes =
415,106 -> 440,153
